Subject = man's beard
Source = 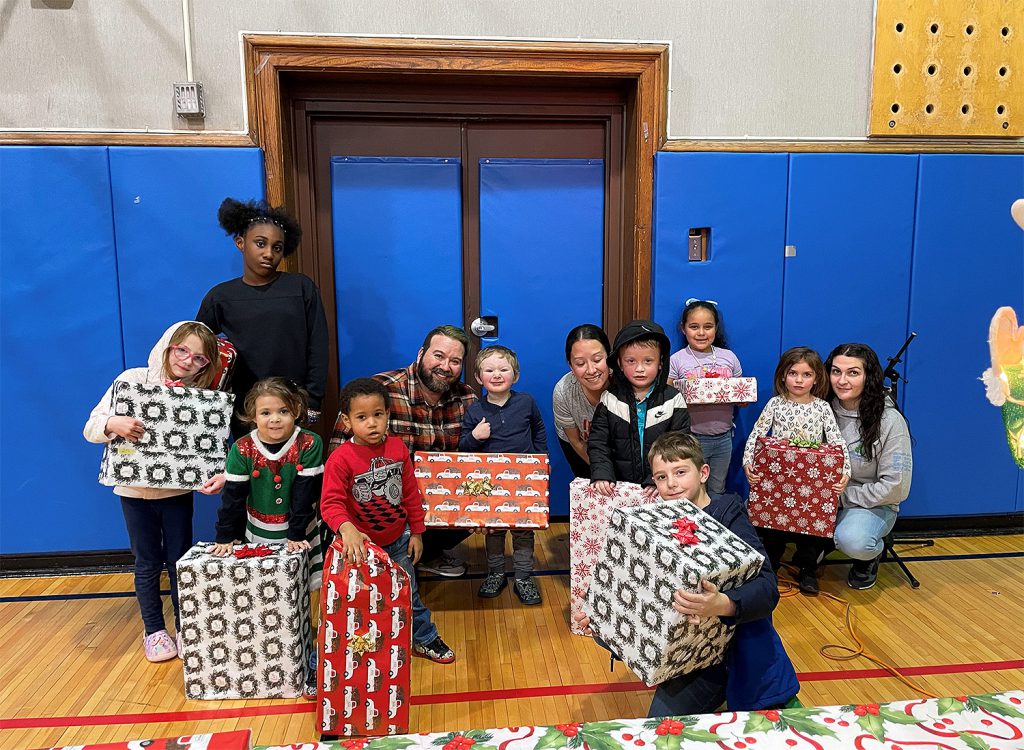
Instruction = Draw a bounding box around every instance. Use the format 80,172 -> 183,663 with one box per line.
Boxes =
418,359 -> 455,394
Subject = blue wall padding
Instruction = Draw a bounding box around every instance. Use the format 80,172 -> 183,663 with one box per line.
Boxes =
783,154 -> 919,378
903,155 -> 1024,517
651,152 -> 789,494
109,147 -> 266,366
479,159 -> 605,514
108,146 -> 265,540
331,157 -> 463,385
0,147 -> 126,553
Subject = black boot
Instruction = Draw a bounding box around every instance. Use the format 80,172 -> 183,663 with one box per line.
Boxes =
848,555 -> 881,590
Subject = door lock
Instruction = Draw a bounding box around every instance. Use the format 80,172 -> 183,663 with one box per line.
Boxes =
470,316 -> 498,337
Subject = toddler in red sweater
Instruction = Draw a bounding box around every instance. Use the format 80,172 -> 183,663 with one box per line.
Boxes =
321,377 -> 455,664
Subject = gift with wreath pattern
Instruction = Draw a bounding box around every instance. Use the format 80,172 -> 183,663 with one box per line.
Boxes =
318,538 -> 412,737
98,382 -> 233,491
176,542 -> 311,700
583,498 -> 763,685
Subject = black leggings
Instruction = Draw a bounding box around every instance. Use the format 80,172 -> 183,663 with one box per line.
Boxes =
558,436 -> 591,479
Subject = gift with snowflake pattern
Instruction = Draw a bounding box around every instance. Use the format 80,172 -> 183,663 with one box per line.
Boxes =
98,382 -> 234,491
568,479 -> 650,635
583,499 -> 763,685
681,376 -> 757,405
176,542 -> 311,699
747,436 -> 843,537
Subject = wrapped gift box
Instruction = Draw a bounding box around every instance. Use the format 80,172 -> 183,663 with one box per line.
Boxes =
35,730 -> 250,750
680,376 -> 757,405
414,452 -> 549,529
584,499 -> 764,686
98,382 -> 233,490
177,542 -> 311,700
747,436 -> 843,537
568,479 -> 649,635
319,539 -> 412,737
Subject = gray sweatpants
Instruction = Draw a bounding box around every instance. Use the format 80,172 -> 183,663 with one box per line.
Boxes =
485,529 -> 535,576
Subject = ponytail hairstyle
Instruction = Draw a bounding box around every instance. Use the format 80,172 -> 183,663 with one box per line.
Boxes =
162,322 -> 219,389
241,377 -> 309,426
825,343 -> 892,461
217,198 -> 302,256
679,299 -> 729,348
564,323 -> 611,362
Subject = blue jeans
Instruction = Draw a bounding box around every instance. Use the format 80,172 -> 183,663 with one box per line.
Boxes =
383,528 -> 439,646
696,430 -> 733,495
834,505 -> 898,560
120,493 -> 193,634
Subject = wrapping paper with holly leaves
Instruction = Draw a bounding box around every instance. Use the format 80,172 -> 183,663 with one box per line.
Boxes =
568,479 -> 649,635
680,376 -> 757,405
98,382 -> 234,490
583,499 -> 763,686
177,542 -> 311,700
747,437 -> 843,538
36,729 -> 251,749
319,539 -> 412,737
256,691 -> 1024,749
414,452 -> 550,529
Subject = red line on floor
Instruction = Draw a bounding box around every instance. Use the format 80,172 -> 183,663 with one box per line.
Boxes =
2,659 -> 1021,730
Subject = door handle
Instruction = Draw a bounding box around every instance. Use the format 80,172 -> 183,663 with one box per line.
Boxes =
471,316 -> 498,337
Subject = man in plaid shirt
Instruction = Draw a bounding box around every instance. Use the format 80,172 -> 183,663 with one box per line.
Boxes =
330,324 -> 477,577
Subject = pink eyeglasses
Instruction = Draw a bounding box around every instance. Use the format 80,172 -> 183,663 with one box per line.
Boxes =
170,344 -> 211,369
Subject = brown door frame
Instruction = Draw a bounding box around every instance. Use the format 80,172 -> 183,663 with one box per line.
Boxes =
243,35 -> 669,329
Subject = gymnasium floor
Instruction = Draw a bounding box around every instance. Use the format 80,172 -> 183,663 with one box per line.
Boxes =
1,527 -> 1021,749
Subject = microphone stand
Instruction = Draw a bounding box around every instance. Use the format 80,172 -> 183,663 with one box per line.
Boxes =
881,332 -> 934,588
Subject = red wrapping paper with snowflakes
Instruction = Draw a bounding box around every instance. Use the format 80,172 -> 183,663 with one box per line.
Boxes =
318,539 -> 412,737
415,452 -> 550,529
747,436 -> 843,537
35,730 -> 250,750
680,376 -> 757,405
568,478 -> 648,635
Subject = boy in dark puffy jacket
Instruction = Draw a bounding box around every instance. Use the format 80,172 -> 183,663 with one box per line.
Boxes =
588,320 -> 691,497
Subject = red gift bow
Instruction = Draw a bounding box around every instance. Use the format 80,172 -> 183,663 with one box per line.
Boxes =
234,544 -> 273,558
671,517 -> 700,545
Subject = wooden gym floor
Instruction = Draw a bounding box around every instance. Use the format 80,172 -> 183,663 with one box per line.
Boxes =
1,527 -> 1022,749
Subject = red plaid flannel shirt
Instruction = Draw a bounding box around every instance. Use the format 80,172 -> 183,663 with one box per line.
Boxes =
329,363 -> 477,455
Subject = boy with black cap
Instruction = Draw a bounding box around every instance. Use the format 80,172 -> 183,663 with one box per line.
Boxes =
588,320 -> 691,496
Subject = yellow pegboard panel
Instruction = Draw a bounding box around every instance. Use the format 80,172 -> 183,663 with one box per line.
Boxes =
871,0 -> 1023,137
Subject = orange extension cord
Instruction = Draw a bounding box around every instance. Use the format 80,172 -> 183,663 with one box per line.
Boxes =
777,565 -> 940,699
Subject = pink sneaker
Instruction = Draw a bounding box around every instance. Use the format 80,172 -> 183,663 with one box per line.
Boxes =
143,630 -> 178,662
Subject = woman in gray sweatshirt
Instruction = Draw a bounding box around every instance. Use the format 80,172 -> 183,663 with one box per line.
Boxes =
826,343 -> 913,590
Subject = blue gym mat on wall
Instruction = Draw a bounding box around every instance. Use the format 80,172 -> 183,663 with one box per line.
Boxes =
651,151 -> 789,495
1,146 -> 126,554
479,158 -> 605,515
0,146 -> 264,554
903,155 -> 1024,517
331,156 -> 463,385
